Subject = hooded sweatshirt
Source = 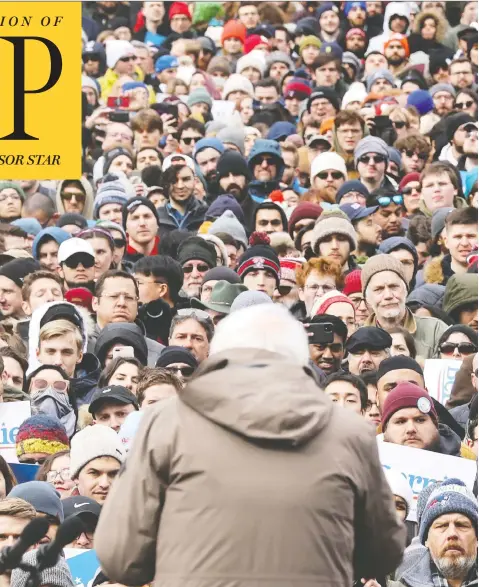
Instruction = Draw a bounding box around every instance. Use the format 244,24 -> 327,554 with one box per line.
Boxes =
247,139 -> 285,203
94,322 -> 149,367
55,178 -> 94,220
95,348 -> 405,587
367,2 -> 411,53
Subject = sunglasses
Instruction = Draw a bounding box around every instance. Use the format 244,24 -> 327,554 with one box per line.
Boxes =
455,100 -> 474,110
402,149 -> 429,161
377,195 -> 404,207
392,120 -> 407,129
317,171 -> 344,180
32,379 -> 68,392
183,263 -> 210,274
358,154 -> 386,165
21,457 -> 47,465
402,186 -> 420,196
278,285 -> 293,296
439,342 -> 477,355
113,238 -> 126,248
119,55 -> 136,62
166,365 -> 195,377
64,254 -> 95,269
258,156 -> 276,166
61,192 -> 85,203
181,136 -> 200,145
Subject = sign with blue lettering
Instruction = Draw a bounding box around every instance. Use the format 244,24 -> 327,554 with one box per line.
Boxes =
64,549 -> 100,587
0,402 -> 31,462
424,359 -> 462,406
378,440 -> 476,522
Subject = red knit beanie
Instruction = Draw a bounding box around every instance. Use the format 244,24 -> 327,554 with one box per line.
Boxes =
398,172 -> 421,193
342,269 -> 362,296
244,35 -> 269,54
312,290 -> 355,316
221,20 -> 247,45
381,382 -> 438,430
169,2 -> 191,20
288,202 -> 323,237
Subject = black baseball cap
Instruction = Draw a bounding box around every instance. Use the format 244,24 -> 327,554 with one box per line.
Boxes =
89,385 -> 139,415
40,303 -> 83,332
345,327 -> 392,353
62,496 -> 101,523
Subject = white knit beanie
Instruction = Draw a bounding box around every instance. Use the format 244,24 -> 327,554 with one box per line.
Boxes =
310,152 -> 348,183
70,425 -> 125,479
105,39 -> 135,69
222,74 -> 254,99
236,51 -> 266,76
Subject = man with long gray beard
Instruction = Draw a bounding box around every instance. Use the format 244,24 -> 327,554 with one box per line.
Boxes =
392,479 -> 477,587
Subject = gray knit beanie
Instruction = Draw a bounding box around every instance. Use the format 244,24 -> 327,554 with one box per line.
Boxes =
208,210 -> 248,248
354,136 -> 389,166
419,479 -> 477,544
361,254 -> 409,294
266,51 -> 294,72
11,550 -> 74,587
93,180 -> 128,219
230,290 -> 273,312
311,209 -> 357,254
429,83 -> 456,98
366,69 -> 395,92
216,127 -> 246,156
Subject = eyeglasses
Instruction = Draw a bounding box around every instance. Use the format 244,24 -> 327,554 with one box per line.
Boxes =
166,365 -> 195,377
181,136 -> 200,145
455,100 -> 474,110
439,342 -> 477,355
376,195 -> 404,207
358,154 -> 386,165
64,255 -> 95,269
303,283 -> 335,294
183,263 -> 210,274
402,186 -> 420,196
113,238 -> 126,248
32,379 -> 68,392
365,400 -> 379,412
21,457 -> 47,465
0,193 -> 21,202
177,308 -> 211,321
100,292 -> 138,303
401,149 -> 429,161
46,467 -> 72,483
61,192 -> 85,203
317,171 -> 344,180
348,296 -> 366,307
392,121 -> 407,129
119,55 -> 136,62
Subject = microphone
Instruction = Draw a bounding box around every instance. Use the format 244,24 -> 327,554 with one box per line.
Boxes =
36,517 -> 84,571
0,518 -> 49,574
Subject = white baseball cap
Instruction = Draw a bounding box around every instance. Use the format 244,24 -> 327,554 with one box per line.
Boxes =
57,238 -> 95,264
162,153 -> 196,172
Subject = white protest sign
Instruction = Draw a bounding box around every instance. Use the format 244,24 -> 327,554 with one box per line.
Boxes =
0,402 -> 31,463
424,359 -> 461,406
212,100 -> 235,121
378,440 -> 477,522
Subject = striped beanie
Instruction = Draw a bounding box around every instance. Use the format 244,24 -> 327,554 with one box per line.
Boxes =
16,415 -> 69,458
236,232 -> 280,286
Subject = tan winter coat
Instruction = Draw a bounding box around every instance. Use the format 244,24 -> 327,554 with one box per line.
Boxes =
95,348 -> 405,587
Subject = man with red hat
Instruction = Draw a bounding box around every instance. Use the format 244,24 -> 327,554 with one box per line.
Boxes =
384,34 -> 410,78
382,382 -> 461,456
169,2 -> 192,34
283,79 -> 312,119
273,257 -> 303,309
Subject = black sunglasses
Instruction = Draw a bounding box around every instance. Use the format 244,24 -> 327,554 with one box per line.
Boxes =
455,100 -> 474,110
278,285 -> 293,296
181,136 -> 200,145
64,254 -> 95,269
402,186 -> 420,196
183,263 -> 210,273
439,342 -> 477,355
358,154 -> 386,165
402,149 -> 429,161
392,120 -> 407,129
166,365 -> 195,377
119,55 -> 136,62
113,238 -> 126,248
317,171 -> 344,180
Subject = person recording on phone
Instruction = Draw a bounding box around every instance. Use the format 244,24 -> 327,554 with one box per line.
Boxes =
305,314 -> 348,377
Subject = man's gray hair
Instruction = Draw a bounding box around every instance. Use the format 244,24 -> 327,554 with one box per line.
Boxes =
169,312 -> 215,342
210,304 -> 310,365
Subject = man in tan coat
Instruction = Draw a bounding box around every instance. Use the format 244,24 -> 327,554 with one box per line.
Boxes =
95,305 -> 405,587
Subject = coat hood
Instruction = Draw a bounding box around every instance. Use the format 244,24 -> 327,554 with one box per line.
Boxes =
413,10 -> 447,42
406,283 -> 445,307
383,2 -> 411,34
32,228 -> 71,260
180,348 -> 332,447
443,273 -> 478,315
55,178 -> 94,220
248,139 -> 284,181
94,322 -> 149,367
437,423 -> 462,456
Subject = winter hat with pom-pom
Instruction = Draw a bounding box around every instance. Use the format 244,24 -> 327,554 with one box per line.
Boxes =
236,232 -> 281,286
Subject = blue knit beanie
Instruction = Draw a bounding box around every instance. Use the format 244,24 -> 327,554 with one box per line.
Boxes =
419,479 -> 477,544
407,89 -> 434,116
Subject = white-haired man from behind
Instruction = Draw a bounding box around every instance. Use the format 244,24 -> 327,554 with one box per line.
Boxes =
96,305 -> 406,587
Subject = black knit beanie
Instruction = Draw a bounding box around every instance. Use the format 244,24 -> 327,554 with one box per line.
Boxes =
122,196 -> 159,229
236,233 -> 281,286
177,236 -> 217,268
377,355 -> 423,381
217,151 -> 251,180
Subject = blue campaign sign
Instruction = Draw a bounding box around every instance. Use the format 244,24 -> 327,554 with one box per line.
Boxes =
9,463 -> 40,484
64,549 -> 100,587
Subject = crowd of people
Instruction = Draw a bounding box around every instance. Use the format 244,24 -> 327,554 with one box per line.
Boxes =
0,1 -> 477,586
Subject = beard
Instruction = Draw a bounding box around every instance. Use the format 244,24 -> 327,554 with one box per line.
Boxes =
223,183 -> 247,202
317,186 -> 337,204
433,554 -> 476,580
65,280 -> 95,293
387,55 -> 405,66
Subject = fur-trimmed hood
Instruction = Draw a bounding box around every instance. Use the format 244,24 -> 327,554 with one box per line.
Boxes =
414,10 -> 447,42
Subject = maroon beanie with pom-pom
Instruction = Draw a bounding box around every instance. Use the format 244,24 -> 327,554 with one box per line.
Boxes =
236,232 -> 281,286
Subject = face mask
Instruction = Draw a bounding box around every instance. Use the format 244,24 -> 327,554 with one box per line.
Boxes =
32,388 -> 75,437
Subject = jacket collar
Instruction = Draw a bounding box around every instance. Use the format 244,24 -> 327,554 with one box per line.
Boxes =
365,307 -> 417,334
